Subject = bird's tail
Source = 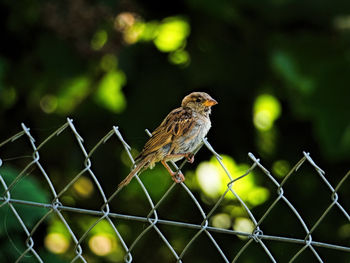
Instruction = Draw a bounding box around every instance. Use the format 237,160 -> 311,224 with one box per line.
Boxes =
118,155 -> 153,189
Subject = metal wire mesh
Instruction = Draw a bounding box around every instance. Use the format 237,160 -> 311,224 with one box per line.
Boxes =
0,118 -> 349,262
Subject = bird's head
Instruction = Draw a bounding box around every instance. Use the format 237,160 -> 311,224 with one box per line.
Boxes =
181,92 -> 218,115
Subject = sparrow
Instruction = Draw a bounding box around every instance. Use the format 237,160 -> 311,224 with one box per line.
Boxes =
118,92 -> 217,189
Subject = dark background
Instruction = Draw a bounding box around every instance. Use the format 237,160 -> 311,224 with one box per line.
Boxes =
0,0 -> 349,262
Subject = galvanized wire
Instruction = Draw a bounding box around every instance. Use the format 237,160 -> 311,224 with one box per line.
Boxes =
0,118 -> 349,262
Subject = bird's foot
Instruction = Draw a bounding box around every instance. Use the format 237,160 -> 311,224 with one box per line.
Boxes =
162,160 -> 185,183
185,153 -> 194,163
172,171 -> 185,183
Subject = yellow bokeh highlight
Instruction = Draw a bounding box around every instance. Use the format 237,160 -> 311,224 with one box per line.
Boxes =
44,233 -> 70,254
154,17 -> 190,52
123,21 -> 146,44
82,219 -> 119,256
120,16 -> 190,52
114,12 -> 156,44
89,234 -> 116,256
233,217 -> 255,240
114,14 -> 191,67
73,176 -> 94,198
122,20 -> 158,44
114,12 -> 136,32
40,94 -> 58,114
95,70 -> 126,113
253,94 -> 281,131
224,205 -> 247,218
196,155 -> 269,207
45,219 -> 71,254
91,30 -> 108,50
211,213 -> 231,229
138,21 -> 159,41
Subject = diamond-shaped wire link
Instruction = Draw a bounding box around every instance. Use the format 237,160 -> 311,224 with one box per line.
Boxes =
0,118 -> 349,262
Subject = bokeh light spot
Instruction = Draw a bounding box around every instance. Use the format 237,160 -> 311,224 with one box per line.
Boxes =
95,70 -> 126,113
73,176 -> 94,198
211,213 -> 231,229
89,234 -> 114,256
44,233 -> 70,254
233,217 -> 255,240
100,54 -> 118,71
253,94 -> 281,131
246,187 -> 270,206
168,49 -> 190,66
154,17 -> 190,52
338,224 -> 350,238
196,155 -> 270,207
334,15 -> 350,30
114,14 -> 190,59
57,76 -> 90,114
91,30 -> 108,51
61,195 -> 75,206
124,21 -> 146,44
115,12 -> 136,32
40,94 -> 58,114
272,160 -> 290,177
138,21 -> 159,41
196,162 -> 221,198
256,128 -> 277,156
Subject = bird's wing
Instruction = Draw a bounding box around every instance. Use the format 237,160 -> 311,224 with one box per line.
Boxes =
136,107 -> 193,160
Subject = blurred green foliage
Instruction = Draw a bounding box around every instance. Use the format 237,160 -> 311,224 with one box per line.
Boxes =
0,0 -> 350,262
0,166 -> 49,262
0,167 -> 49,231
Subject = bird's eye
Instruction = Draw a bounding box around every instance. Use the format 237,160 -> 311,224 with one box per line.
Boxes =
195,98 -> 202,103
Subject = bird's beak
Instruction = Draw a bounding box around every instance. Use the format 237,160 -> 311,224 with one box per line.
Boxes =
203,99 -> 218,107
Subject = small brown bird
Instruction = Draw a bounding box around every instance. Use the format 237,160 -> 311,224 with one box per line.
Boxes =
118,92 -> 217,189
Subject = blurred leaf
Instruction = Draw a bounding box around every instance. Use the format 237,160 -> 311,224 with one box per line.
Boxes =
270,39 -> 350,160
95,70 -> 126,113
271,50 -> 315,95
0,166 -> 49,234
91,29 -> 108,51
168,49 -> 190,66
56,76 -> 91,114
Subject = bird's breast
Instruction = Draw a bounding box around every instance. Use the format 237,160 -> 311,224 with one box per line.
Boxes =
177,116 -> 211,153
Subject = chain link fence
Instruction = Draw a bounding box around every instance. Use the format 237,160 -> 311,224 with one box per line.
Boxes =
0,118 -> 349,262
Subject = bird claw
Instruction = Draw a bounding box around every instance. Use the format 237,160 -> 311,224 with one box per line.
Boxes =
185,153 -> 194,163
172,172 -> 185,183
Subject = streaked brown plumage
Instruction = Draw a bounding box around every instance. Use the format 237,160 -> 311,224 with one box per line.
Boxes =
118,92 -> 217,189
